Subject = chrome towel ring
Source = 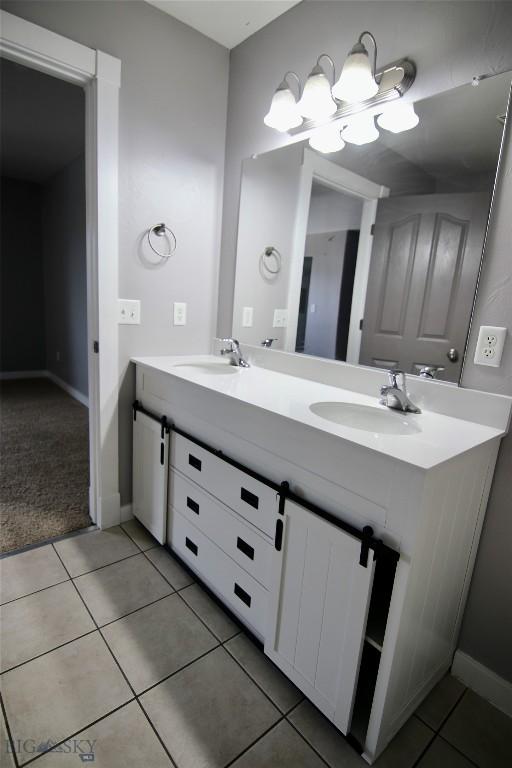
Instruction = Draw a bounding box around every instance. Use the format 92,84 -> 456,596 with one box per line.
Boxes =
147,222 -> 177,260
260,246 -> 282,275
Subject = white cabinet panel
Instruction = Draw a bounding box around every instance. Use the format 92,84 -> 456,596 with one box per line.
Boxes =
132,412 -> 169,544
265,500 -> 375,734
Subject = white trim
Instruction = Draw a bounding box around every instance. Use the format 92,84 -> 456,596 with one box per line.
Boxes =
0,370 -> 47,380
120,504 -> 134,523
0,10 -> 121,530
452,650 -> 512,718
46,371 -> 89,408
284,148 -> 389,353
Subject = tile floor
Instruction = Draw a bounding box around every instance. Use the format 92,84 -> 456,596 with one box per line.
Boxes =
1,521 -> 510,767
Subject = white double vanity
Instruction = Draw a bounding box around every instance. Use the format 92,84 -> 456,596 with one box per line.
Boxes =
131,347 -> 511,763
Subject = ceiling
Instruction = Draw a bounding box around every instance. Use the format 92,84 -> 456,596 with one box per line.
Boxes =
0,58 -> 84,184
146,0 -> 301,49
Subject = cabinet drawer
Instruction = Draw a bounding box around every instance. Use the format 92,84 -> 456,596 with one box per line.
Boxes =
171,433 -> 278,537
168,508 -> 268,637
169,470 -> 272,589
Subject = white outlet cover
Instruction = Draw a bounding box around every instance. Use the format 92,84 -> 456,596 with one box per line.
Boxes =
474,325 -> 507,367
173,302 -> 187,326
273,308 -> 288,328
118,299 -> 141,325
242,306 -> 254,328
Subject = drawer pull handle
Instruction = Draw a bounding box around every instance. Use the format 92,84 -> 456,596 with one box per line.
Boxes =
236,536 -> 254,560
274,519 -> 283,552
234,583 -> 251,607
189,454 -> 202,471
185,537 -> 198,556
241,487 -> 259,510
187,496 -> 200,515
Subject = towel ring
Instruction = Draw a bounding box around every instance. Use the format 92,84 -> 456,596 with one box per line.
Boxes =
147,223 -> 177,260
260,246 -> 282,275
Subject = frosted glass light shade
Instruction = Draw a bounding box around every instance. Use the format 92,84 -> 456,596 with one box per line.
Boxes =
377,102 -> 419,133
332,48 -> 378,103
298,67 -> 337,120
341,114 -> 379,145
309,126 -> 345,154
264,85 -> 302,132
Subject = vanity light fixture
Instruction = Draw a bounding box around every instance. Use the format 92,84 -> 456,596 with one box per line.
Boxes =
341,113 -> 379,145
332,31 -> 379,103
264,72 -> 302,132
377,102 -> 419,133
298,55 -> 337,120
309,125 -> 346,154
263,31 -> 417,151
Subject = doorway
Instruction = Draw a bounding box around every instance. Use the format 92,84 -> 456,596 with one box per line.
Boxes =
0,59 -> 91,552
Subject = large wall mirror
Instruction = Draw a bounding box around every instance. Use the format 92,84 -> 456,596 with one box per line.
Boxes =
232,73 -> 511,383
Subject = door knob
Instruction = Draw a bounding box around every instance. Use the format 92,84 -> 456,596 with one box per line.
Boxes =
447,348 -> 459,363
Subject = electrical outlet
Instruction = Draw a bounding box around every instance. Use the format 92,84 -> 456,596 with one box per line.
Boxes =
173,302 -> 187,326
474,325 -> 507,367
242,307 -> 254,328
273,308 -> 288,328
118,299 -> 141,325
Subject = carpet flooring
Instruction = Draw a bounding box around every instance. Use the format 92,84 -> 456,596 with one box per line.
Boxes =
0,378 -> 91,553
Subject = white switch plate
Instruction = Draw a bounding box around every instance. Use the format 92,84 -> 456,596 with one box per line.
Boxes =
273,308 -> 288,328
242,306 -> 254,327
473,325 -> 507,367
173,302 -> 187,326
118,299 -> 141,324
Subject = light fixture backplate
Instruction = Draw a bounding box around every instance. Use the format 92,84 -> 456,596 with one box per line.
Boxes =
288,59 -> 416,136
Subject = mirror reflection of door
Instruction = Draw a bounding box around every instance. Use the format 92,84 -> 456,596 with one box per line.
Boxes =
295,182 -> 363,360
359,194 -> 488,382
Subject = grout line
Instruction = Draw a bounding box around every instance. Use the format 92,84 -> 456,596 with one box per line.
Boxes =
135,698 -> 178,768
0,578 -> 71,608
437,733 -> 480,768
0,526 -> 97,561
0,629 -> 98,676
18,700 -> 137,767
408,726 -> 437,768
97,591 -> 176,629
136,644 -> 222,698
436,686 -> 468,732
119,521 -> 159,554
69,550 -> 143,580
284,713 -> 336,768
222,715 -> 287,768
0,690 -> 21,768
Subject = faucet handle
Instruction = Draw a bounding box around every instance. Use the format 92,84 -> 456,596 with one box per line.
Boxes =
387,369 -> 405,389
220,338 -> 239,351
261,338 -> 278,348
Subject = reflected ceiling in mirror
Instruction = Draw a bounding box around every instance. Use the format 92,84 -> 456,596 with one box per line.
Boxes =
232,73 -> 511,383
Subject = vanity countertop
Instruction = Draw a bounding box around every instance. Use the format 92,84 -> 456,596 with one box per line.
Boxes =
132,354 -> 510,470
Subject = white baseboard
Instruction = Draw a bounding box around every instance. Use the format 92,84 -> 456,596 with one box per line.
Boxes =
0,370 -> 47,380
120,504 -> 133,523
0,369 -> 88,407
452,650 -> 512,717
46,371 -> 89,408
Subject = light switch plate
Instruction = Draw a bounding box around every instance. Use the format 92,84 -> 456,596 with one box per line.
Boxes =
242,307 -> 254,327
473,325 -> 507,367
173,302 -> 187,326
118,299 -> 140,325
273,309 -> 288,328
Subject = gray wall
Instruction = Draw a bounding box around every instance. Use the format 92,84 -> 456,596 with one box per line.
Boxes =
0,177 -> 45,371
42,155 -> 88,396
219,1 -> 512,683
1,1 -> 230,504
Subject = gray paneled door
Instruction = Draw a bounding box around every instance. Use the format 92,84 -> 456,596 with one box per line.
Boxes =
359,193 -> 488,382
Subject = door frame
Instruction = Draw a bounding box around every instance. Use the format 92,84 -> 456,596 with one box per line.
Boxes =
0,10 -> 121,528
285,148 -> 389,361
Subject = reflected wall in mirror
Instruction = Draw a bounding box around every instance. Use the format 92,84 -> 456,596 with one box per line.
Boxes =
232,73 -> 511,383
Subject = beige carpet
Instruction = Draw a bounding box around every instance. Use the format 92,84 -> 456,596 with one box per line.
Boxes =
0,378 -> 92,553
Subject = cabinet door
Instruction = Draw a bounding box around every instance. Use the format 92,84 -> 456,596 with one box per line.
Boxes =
265,500 -> 375,733
132,412 -> 169,544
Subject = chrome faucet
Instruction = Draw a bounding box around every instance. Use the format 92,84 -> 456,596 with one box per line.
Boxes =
220,338 -> 250,368
379,370 -> 421,413
261,338 -> 278,348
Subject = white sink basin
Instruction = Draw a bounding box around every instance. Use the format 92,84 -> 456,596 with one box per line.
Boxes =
173,362 -> 239,376
310,402 -> 422,435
